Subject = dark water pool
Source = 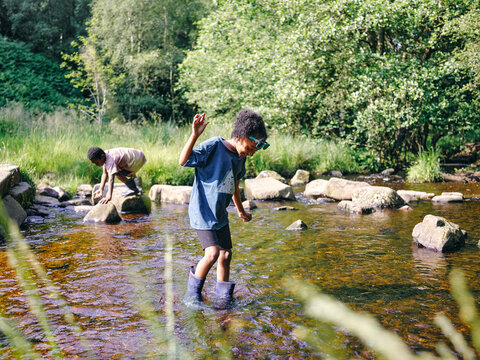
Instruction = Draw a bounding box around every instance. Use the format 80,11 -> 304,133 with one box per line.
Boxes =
1,181 -> 480,359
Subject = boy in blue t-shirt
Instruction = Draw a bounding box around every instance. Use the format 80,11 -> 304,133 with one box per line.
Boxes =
179,109 -> 269,309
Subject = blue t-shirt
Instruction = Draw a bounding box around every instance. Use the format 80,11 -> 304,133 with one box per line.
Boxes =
184,136 -> 246,230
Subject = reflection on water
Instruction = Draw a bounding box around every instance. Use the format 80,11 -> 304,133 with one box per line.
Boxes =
0,181 -> 480,358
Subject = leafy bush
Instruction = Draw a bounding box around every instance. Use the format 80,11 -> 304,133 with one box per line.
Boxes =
0,36 -> 83,111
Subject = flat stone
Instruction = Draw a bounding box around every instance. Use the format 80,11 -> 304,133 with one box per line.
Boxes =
274,206 -> 296,211
34,195 -> 61,207
148,184 -> 192,204
337,200 -> 374,215
244,177 -> 295,201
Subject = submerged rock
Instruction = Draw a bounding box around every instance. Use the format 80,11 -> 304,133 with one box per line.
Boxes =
412,215 -> 467,252
286,220 -> 308,231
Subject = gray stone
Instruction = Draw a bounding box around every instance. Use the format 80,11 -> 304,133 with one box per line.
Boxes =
53,186 -> 70,201
59,198 -> 92,207
324,177 -> 371,201
0,164 -> 20,197
323,170 -> 343,178
25,216 -> 45,224
290,170 -> 310,186
304,179 -> 329,199
2,195 -> 27,226
111,193 -> 151,215
242,200 -> 257,210
432,192 -> 464,203
76,184 -> 93,197
397,190 -> 435,203
286,220 -> 308,231
274,206 -> 296,211
34,195 -> 61,207
37,183 -> 59,198
412,214 -> 467,252
398,205 -> 413,211
9,182 -> 34,208
352,186 -> 406,209
337,200 -> 374,215
380,168 -> 395,176
244,177 -> 295,201
148,184 -> 192,204
256,170 -> 286,183
83,203 -> 122,224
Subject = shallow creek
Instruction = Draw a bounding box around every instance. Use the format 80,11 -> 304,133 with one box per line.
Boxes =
1,180 -> 480,358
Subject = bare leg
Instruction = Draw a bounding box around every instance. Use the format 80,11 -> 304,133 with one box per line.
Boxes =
217,249 -> 232,282
194,245 -> 219,279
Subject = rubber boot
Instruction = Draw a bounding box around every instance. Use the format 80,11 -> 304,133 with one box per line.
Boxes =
183,265 -> 206,310
122,178 -> 140,197
214,280 -> 235,309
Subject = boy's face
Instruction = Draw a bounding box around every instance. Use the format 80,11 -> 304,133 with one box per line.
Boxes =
234,137 -> 259,158
90,154 -> 106,166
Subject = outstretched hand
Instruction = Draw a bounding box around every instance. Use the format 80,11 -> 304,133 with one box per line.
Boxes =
192,113 -> 209,137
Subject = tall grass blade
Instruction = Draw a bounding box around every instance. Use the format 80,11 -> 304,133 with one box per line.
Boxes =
434,314 -> 476,360
283,277 -> 418,360
0,315 -> 41,359
449,269 -> 480,353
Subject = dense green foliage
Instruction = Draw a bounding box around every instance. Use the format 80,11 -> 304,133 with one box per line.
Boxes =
180,0 -> 480,168
0,0 -> 90,59
1,0 -> 480,172
0,36 -> 83,111
63,0 -> 214,123
0,104 -> 358,192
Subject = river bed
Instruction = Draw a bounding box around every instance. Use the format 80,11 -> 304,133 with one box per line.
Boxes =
1,180 -> 480,358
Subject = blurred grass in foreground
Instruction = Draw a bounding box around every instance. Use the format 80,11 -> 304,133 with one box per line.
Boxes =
0,103 -> 360,193
284,272 -> 480,359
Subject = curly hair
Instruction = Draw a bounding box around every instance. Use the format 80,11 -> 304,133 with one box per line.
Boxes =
87,146 -> 105,161
231,109 -> 268,140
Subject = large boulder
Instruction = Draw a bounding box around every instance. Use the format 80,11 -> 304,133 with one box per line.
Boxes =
397,190 -> 435,203
9,182 -> 34,208
352,186 -> 406,209
92,180 -> 150,215
323,177 -> 370,201
412,215 -> 467,252
0,164 -> 20,197
290,170 -> 310,186
304,179 -> 329,199
148,185 -> 192,204
111,193 -> 151,215
2,195 -> 27,226
244,177 -> 295,201
83,203 -> 122,224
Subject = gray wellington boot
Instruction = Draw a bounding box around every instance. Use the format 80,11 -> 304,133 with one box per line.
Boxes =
214,280 -> 235,309
122,178 -> 140,197
183,265 -> 206,310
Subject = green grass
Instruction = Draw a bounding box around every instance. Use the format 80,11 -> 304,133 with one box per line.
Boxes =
0,103 -> 361,193
407,148 -> 443,183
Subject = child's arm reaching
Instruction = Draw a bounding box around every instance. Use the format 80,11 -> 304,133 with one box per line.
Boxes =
179,113 -> 208,166
93,165 -> 108,199
233,180 -> 251,222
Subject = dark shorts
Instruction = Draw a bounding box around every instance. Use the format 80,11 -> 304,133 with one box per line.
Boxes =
196,224 -> 232,250
117,169 -> 133,177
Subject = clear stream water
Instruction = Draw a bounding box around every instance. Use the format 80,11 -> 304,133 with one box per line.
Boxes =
1,180 -> 480,359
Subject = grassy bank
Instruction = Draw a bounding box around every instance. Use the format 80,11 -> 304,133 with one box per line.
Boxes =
0,104 -> 361,193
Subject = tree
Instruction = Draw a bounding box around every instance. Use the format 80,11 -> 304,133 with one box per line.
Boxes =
179,0 -> 480,168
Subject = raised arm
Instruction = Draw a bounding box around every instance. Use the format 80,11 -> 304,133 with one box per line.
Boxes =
179,113 -> 208,166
